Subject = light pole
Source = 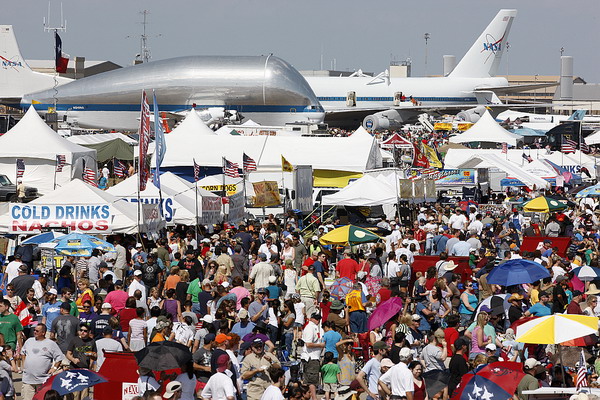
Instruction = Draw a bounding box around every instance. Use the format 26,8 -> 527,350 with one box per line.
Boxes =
534,74 -> 538,113
424,33 -> 430,76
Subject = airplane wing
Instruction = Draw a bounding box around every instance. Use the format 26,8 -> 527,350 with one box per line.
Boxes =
473,82 -> 559,94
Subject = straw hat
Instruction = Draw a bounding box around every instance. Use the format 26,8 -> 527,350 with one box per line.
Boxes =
443,260 -> 458,271
586,283 -> 600,295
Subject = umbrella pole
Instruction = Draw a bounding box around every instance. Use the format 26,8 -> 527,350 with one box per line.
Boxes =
559,344 -> 566,388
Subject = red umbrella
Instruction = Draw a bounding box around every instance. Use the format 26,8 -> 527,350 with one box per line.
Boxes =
367,297 -> 403,331
452,361 -> 525,400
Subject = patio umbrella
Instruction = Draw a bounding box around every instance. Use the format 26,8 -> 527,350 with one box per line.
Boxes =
33,369 -> 107,399
486,259 -> 549,286
423,369 -> 450,398
329,277 -> 354,301
575,183 -> 600,198
522,196 -> 568,213
515,314 -> 599,344
21,231 -> 65,245
367,297 -> 403,331
319,225 -> 382,246
134,341 -> 193,371
475,294 -> 511,318
51,232 -> 115,257
572,265 -> 600,281
452,361 -> 525,400
365,275 -> 382,298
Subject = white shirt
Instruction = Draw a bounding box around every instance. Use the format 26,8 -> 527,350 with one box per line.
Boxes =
114,244 -> 127,270
258,244 -> 278,261
173,322 -> 195,345
301,321 -> 323,361
128,278 -> 147,303
379,362 -> 414,396
102,166 -> 110,179
385,260 -> 399,279
261,385 -> 285,400
4,261 -> 22,284
201,371 -> 237,400
468,220 -> 483,235
449,214 -> 467,230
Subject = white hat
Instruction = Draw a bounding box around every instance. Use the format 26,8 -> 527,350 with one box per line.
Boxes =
102,302 -> 112,309
380,358 -> 394,368
202,315 -> 214,323
163,381 -> 182,399
399,347 -> 412,358
221,281 -> 230,288
411,314 -> 421,321
268,276 -> 277,284
524,358 -> 541,370
485,343 -> 497,351
443,260 -> 458,271
312,235 -> 318,241
202,238 -> 211,243
133,269 -> 143,276
135,242 -> 142,248
48,288 -> 58,295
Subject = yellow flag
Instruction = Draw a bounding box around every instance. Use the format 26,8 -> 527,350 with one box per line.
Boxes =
421,143 -> 443,168
281,155 -> 293,172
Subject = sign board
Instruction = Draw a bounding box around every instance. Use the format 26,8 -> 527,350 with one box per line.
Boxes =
40,227 -> 70,234
200,184 -> 237,196
294,165 -> 314,212
200,197 -> 221,225
9,204 -> 112,234
120,197 -> 175,223
253,181 -> 280,207
122,383 -> 139,400
141,203 -> 162,234
227,192 -> 245,224
435,169 -> 476,186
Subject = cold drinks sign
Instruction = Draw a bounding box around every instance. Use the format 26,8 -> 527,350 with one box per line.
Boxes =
9,204 -> 112,233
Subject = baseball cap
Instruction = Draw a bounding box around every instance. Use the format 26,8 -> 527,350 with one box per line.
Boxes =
114,280 -> 123,286
373,341 -> 389,351
163,381 -> 182,399
135,243 -> 142,248
101,302 -> 112,310
238,309 -> 249,319
485,343 -> 497,351
202,315 -> 214,324
380,358 -> 394,368
411,314 -> 422,321
268,276 -> 277,284
133,269 -> 142,276
258,253 -> 267,260
48,288 -> 58,296
221,281 -> 230,288
215,333 -> 232,344
524,358 -> 541,370
203,333 -> 216,344
399,347 -> 412,359
257,288 -> 268,294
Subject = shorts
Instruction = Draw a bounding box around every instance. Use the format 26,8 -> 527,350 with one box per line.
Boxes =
303,359 -> 321,386
323,383 -> 339,393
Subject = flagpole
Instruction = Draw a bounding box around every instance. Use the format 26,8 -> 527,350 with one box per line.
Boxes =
281,164 -> 286,216
195,179 -> 199,244
222,157 -> 227,218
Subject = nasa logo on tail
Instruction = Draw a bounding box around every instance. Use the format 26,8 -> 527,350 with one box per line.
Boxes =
481,34 -> 504,53
0,55 -> 23,69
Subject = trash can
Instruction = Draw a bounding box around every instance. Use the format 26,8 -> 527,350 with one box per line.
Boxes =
95,351 -> 140,400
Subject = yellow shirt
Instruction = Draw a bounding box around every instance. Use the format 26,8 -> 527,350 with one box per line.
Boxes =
530,288 -> 539,306
346,290 -> 365,312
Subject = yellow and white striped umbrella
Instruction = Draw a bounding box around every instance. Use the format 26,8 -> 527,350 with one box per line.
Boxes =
515,314 -> 599,344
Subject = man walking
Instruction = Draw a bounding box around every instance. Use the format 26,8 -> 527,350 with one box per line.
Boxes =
21,324 -> 64,400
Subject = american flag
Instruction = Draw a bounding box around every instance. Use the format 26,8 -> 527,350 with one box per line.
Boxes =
576,349 -> 588,389
138,91 -> 151,191
113,159 -> 126,178
562,138 -> 577,154
16,159 -> 25,178
223,158 -> 240,178
581,142 -> 590,154
501,142 -> 508,154
522,153 -> 533,163
56,155 -> 66,172
193,159 -> 201,182
243,153 -> 257,172
83,167 -> 97,187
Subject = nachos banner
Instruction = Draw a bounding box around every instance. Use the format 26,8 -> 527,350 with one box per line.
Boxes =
9,204 -> 112,233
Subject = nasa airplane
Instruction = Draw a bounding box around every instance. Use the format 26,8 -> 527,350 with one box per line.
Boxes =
0,26 -> 324,131
305,9 -> 557,130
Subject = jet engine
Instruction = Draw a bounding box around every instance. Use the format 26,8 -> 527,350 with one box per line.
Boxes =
362,109 -> 409,131
456,106 -> 487,123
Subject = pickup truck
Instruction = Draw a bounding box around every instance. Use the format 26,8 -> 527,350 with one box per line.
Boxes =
0,174 -> 38,202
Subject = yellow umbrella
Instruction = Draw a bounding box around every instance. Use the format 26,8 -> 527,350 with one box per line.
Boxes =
522,196 -> 568,213
515,314 -> 598,344
319,225 -> 382,246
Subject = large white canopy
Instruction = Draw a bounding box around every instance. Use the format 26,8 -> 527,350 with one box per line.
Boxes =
0,179 -> 143,234
168,109 -> 216,138
0,107 -> 97,194
449,110 -> 523,146
321,174 -> 398,206
586,130 -> 600,145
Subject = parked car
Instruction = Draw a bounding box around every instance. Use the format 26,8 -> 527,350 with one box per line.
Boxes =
0,175 -> 38,202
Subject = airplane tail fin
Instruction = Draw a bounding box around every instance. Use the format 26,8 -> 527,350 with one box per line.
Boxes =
568,109 -> 586,121
0,25 -> 72,101
449,9 -> 517,78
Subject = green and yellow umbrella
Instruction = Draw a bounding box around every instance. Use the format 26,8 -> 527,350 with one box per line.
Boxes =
319,225 -> 382,246
522,196 -> 568,213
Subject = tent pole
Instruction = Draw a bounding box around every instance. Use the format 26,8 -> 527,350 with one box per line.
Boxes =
559,345 -> 566,388
53,155 -> 58,190
194,180 -> 199,244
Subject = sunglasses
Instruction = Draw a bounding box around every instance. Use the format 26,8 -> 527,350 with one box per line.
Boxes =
80,329 -> 89,333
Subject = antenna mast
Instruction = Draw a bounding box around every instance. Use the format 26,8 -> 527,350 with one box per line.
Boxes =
140,10 -> 151,63
43,1 -> 67,117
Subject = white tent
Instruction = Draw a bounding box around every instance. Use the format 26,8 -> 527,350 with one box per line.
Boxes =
456,153 -> 551,189
321,175 -> 398,206
0,107 -> 97,195
585,130 -> 600,145
68,132 -> 138,146
169,109 -> 216,137
240,119 -> 261,127
449,110 -> 523,146
0,179 -> 144,234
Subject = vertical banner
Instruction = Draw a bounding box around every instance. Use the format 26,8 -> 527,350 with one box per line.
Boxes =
253,181 -> 280,207
138,91 -> 151,191
200,197 -> 221,225
399,179 -> 413,199
227,192 -> 244,224
141,203 -> 162,234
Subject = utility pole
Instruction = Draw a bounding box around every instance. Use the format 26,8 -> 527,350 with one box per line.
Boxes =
43,1 -> 67,128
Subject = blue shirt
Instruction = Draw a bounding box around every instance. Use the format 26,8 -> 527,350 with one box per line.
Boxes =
323,329 -> 342,358
415,302 -> 431,332
42,301 -> 62,330
528,302 -> 552,317
231,321 -> 256,339
360,357 -> 381,393
451,241 -> 472,256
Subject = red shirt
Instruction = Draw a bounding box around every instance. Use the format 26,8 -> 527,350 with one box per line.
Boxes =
444,327 -> 459,357
336,258 -> 360,281
566,300 -> 583,315
301,257 -> 315,276
377,288 -> 392,304
118,308 -> 137,332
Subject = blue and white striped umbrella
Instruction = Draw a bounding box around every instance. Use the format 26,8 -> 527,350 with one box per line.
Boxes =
21,231 -> 65,245
572,265 -> 600,281
575,184 -> 600,198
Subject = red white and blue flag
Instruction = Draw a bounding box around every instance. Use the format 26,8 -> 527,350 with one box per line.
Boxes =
54,32 -> 69,73
83,167 -> 97,187
243,153 -> 257,172
113,159 -> 126,178
56,155 -> 66,172
223,158 -> 240,178
562,138 -> 577,154
522,153 -> 533,163
16,159 -> 25,178
138,91 -> 151,191
577,349 -> 588,389
193,159 -> 201,182
501,143 -> 508,154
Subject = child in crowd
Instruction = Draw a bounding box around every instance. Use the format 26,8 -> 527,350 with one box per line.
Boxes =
320,351 -> 340,400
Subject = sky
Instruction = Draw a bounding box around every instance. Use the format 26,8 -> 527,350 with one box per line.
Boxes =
5,0 -> 600,82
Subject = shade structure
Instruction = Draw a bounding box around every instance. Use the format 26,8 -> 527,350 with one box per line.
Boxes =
572,265 -> 600,281
522,196 -> 569,213
134,341 -> 193,371
576,183 -> 600,198
486,259 -> 549,286
452,362 -> 525,400
329,277 -> 354,301
319,225 -> 382,246
35,369 -> 107,398
515,314 -> 599,344
21,231 -> 65,245
368,297 -> 403,331
449,110 -> 523,146
321,175 -> 398,206
52,232 -> 115,257
475,294 -> 510,318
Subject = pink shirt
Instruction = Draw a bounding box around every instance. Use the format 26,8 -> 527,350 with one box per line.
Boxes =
229,286 -> 250,310
105,290 -> 129,313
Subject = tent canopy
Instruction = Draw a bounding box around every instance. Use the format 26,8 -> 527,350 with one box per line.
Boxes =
380,132 -> 413,149
585,130 -> 600,145
321,175 -> 398,206
68,133 -> 136,162
449,110 -> 523,146
168,109 -> 216,137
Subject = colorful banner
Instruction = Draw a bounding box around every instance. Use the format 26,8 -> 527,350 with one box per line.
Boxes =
9,204 -> 112,233
253,181 -> 281,207
200,184 -> 237,196
457,123 -> 473,131
200,197 -> 221,225
421,143 -> 443,168
435,169 -> 476,186
412,144 -> 430,168
434,122 -> 452,131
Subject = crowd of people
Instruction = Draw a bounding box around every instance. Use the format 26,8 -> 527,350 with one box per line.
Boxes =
1,198 -> 600,400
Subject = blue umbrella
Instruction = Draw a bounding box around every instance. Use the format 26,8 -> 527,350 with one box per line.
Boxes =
41,369 -> 107,396
486,259 -> 549,286
51,232 -> 115,257
21,231 -> 65,245
572,265 -> 600,281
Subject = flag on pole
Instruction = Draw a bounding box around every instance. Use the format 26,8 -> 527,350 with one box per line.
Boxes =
581,142 -> 590,154
243,153 -> 257,172
54,32 -> 69,73
522,153 -> 533,163
113,160 -> 126,178
562,138 -> 576,154
223,158 -> 240,178
16,159 -> 25,178
138,91 -> 151,191
83,167 -> 97,187
281,155 -> 293,172
193,159 -> 201,182
412,143 -> 430,168
421,143 -> 443,168
152,90 -> 166,189
56,155 -> 66,172
14,300 -> 32,327
501,142 -> 508,154
576,349 -> 588,389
